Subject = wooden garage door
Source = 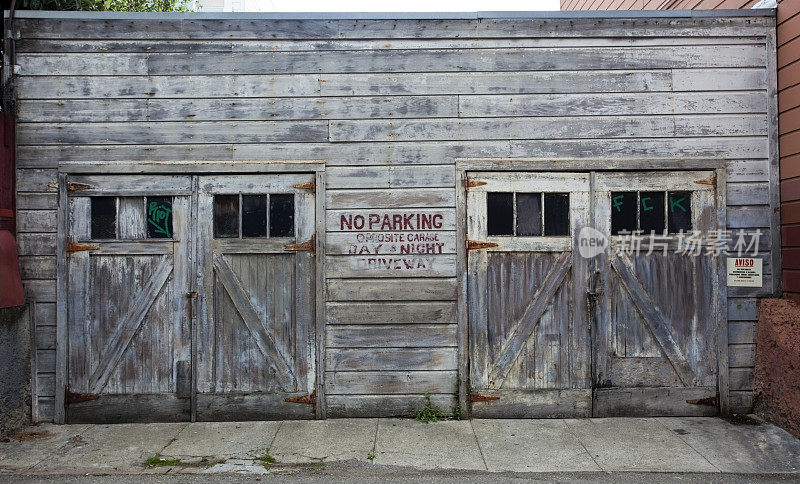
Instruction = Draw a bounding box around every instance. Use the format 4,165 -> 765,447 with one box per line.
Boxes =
467,172 -> 592,417
65,176 -> 193,423
195,175 -> 317,420
592,171 -> 720,416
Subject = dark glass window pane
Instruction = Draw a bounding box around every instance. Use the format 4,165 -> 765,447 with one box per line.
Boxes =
516,193 -> 542,236
487,192 -> 513,236
611,191 -> 637,235
242,195 -> 268,238
270,194 -> 295,237
668,191 -> 692,233
544,193 -> 570,236
91,197 -> 116,239
639,191 -> 665,234
146,196 -> 173,239
213,195 -> 239,238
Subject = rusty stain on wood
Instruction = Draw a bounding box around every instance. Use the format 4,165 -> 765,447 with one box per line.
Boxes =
466,240 -> 499,251
293,179 -> 316,191
284,234 -> 316,253
465,178 -> 487,188
695,175 -> 716,188
65,239 -> 99,256
66,182 -> 92,191
469,393 -> 500,402
65,387 -> 99,405
686,395 -> 718,407
285,390 -> 316,405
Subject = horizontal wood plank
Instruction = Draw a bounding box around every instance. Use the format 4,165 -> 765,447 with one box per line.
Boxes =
460,92 -> 765,117
728,297 -> 759,320
17,96 -> 459,123
326,370 -> 457,394
15,138 -> 768,167
15,36 -> 768,54
17,121 -> 329,145
325,254 -> 458,278
16,210 -> 58,234
330,115 -> 767,142
16,233 -> 57,256
729,344 -> 757,368
326,277 -> 458,301
17,45 -> 765,76
326,166 -> 454,189
326,231 -> 457,255
326,188 -> 455,209
594,387 -> 718,417
326,302 -> 457,325
470,389 -> 592,418
325,347 -> 457,371
326,324 -> 457,347
15,17 -> 772,40
325,394 -> 457,418
729,321 -> 757,345
326,209 -> 456,231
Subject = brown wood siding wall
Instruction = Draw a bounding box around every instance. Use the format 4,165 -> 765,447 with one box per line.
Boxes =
13,14 -> 775,420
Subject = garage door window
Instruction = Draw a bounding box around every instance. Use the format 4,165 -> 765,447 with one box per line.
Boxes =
213,193 -> 295,238
611,190 -> 692,235
487,191 -> 570,237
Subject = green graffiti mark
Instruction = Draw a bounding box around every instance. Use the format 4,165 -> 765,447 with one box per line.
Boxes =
641,197 -> 654,212
148,201 -> 172,238
669,196 -> 687,213
612,195 -> 625,213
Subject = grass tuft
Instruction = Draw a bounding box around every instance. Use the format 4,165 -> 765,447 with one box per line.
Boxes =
144,454 -> 181,467
257,453 -> 276,469
414,393 -> 446,423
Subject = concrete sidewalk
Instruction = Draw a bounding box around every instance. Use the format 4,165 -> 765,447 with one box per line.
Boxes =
1,417 -> 799,476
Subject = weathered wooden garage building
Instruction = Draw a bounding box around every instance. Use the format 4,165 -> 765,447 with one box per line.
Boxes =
8,8 -> 779,423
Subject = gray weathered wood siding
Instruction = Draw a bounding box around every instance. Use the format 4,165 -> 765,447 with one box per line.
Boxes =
12,13 -> 776,420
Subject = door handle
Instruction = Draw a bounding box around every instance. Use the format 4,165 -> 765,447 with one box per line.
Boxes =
587,271 -> 602,299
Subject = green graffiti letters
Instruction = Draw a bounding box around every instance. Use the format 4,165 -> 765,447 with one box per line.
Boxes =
612,194 -> 625,213
669,196 -> 688,213
148,201 -> 172,238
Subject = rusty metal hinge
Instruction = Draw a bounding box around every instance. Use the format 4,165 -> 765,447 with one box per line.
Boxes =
686,396 -> 718,407
293,179 -> 316,192
67,182 -> 92,191
469,393 -> 500,402
694,175 -> 716,188
466,239 -> 499,251
50,182 -> 92,191
285,390 -> 316,405
66,238 -> 99,256
65,387 -> 99,405
284,234 -> 316,254
465,178 -> 487,189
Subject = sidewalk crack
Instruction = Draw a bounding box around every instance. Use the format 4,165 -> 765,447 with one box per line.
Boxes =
469,420 -> 489,471
267,420 -> 284,452
564,419 -> 603,472
370,419 -> 379,459
158,423 -> 190,455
